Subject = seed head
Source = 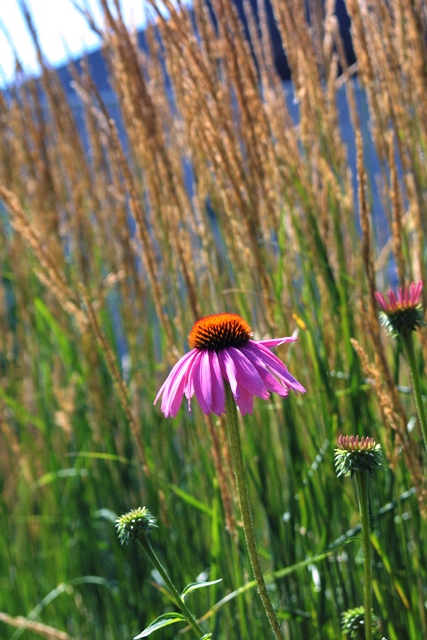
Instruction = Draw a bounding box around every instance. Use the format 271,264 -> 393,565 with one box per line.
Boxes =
335,435 -> 384,478
115,507 -> 158,545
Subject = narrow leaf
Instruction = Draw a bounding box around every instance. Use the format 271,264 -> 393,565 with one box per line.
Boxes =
134,613 -> 187,638
182,579 -> 222,599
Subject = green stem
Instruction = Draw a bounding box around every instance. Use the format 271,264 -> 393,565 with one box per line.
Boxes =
137,533 -> 205,638
355,472 -> 373,640
224,383 -> 285,640
401,329 -> 427,452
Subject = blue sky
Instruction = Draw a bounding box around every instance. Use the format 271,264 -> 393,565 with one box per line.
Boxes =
0,0 -> 147,86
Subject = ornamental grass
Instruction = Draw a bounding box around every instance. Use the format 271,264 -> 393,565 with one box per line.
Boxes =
0,0 -> 427,638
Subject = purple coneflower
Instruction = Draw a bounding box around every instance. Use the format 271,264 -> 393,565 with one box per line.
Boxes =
154,312 -> 305,418
376,281 -> 427,452
375,281 -> 424,336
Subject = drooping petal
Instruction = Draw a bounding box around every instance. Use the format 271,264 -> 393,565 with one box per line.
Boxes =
241,345 -> 290,397
155,349 -> 199,418
246,341 -> 306,394
218,349 -> 239,397
184,358 -> 195,408
209,351 -> 225,415
227,346 -> 269,399
154,349 -> 196,406
193,350 -> 213,415
234,385 -> 254,416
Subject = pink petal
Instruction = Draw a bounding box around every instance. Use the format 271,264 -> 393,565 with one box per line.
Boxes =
184,359 -> 195,409
209,351 -> 225,415
413,281 -> 423,304
375,292 -> 387,310
257,336 -> 297,348
241,345 -> 290,397
388,289 -> 398,310
246,341 -> 306,394
227,347 -> 269,399
235,385 -> 254,416
218,349 -> 239,397
155,349 -> 199,417
193,350 -> 213,415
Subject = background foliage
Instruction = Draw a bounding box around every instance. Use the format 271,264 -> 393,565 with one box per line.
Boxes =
1,0 -> 427,638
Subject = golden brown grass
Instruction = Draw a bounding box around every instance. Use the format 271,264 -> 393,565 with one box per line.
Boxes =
1,0 -> 427,637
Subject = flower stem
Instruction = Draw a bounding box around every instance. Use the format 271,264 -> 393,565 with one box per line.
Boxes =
224,383 -> 285,640
137,533 -> 205,638
355,472 -> 373,640
401,329 -> 427,452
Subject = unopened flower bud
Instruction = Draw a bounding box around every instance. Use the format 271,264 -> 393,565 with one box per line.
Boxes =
115,507 -> 158,545
335,435 -> 384,478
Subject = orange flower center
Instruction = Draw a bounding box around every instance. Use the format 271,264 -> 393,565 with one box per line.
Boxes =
188,313 -> 252,351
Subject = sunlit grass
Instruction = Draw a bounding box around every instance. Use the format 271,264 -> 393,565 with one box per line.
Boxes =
0,0 -> 426,638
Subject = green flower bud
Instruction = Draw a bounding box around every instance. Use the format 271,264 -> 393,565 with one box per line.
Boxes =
115,507 -> 158,545
341,606 -> 380,638
335,435 -> 384,478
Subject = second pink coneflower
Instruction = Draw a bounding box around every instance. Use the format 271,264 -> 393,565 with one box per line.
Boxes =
375,281 -> 424,337
376,280 -> 427,453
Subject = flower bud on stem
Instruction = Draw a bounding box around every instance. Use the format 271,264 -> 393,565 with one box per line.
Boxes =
335,436 -> 384,640
136,533 -> 205,638
116,508 -> 204,639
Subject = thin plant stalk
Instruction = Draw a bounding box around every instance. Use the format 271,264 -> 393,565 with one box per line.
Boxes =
355,472 -> 373,640
401,329 -> 427,452
224,383 -> 285,640
137,532 -> 205,638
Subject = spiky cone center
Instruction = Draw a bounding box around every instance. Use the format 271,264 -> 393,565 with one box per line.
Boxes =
188,313 -> 252,351
115,507 -> 158,544
335,435 -> 384,478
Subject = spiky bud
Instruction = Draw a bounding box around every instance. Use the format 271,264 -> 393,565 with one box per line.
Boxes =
335,435 -> 384,478
115,507 -> 158,545
341,606 -> 380,638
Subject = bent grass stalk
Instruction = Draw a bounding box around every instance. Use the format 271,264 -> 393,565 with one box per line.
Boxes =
224,383 -> 285,640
